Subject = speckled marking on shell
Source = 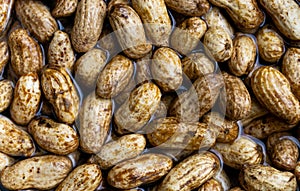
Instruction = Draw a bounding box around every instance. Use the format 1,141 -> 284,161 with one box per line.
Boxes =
56,164 -> 102,191
164,0 -> 210,16
251,66 -> 300,124
52,0 -> 78,18
8,28 -> 43,77
0,80 -> 13,113
15,0 -> 58,42
28,117 -> 79,155
0,155 -> 72,190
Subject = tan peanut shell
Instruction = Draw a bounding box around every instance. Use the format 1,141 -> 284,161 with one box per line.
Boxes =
56,164 -> 102,191
202,112 -> 239,143
15,0 -> 58,42
71,0 -> 106,52
228,34 -> 256,76
209,0 -> 264,33
240,97 -> 269,127
79,92 -> 113,154
203,27 -> 233,62
41,67 -> 80,124
96,54 -> 134,98
91,134 -> 146,170
239,164 -> 297,191
108,4 -> 152,59
10,72 -> 41,125
151,47 -> 183,92
259,0 -> 300,40
0,152 -> 14,173
198,178 -> 223,191
0,0 -> 14,35
256,25 -> 285,63
219,72 -> 251,121
48,30 -> 75,70
282,47 -> 300,100
52,0 -> 78,18
0,41 -> 9,72
28,117 -> 79,155
267,132 -> 298,171
164,0 -> 210,16
251,66 -> 300,124
0,80 -> 13,113
135,51 -> 152,84
213,136 -> 263,169
108,153 -> 173,189
1,155 -> 72,190
182,52 -> 215,82
114,82 -> 161,134
0,115 -> 35,157
170,17 -> 207,55
146,117 -> 217,150
169,73 -> 223,122
73,48 -> 107,91
158,152 -> 220,191
203,7 -> 234,38
8,28 -> 43,77
294,161 -> 300,182
132,0 -> 171,46
243,114 -> 296,139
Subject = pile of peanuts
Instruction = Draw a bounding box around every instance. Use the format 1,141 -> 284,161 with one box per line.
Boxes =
0,0 -> 300,190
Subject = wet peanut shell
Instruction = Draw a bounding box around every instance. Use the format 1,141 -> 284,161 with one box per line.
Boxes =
8,28 -> 43,77
209,0 -> 264,33
28,117 -> 79,155
0,80 -> 13,113
259,0 -> 300,40
164,0 -> 210,16
213,136 -> 263,169
266,132 -> 298,171
96,54 -> 134,98
219,72 -> 251,121
0,152 -> 14,173
48,30 -> 75,70
10,72 -> 41,125
132,0 -> 171,46
0,0 -> 14,35
41,67 -> 80,124
182,52 -> 215,82
114,82 -> 161,134
146,117 -> 217,150
203,27 -> 233,62
203,7 -> 234,38
202,112 -> 239,143
169,73 -> 223,122
73,48 -> 107,91
71,0 -> 106,52
0,115 -> 35,157
52,0 -> 78,18
158,152 -> 220,191
244,114 -> 296,139
56,164 -> 102,191
1,155 -> 72,190
109,4 -> 152,59
151,47 -> 183,92
170,17 -> 207,55
90,134 -> 146,170
282,47 -> 300,100
107,153 -> 173,189
79,92 -> 113,154
256,25 -> 285,63
228,34 -> 256,76
251,66 -> 300,124
15,0 -> 58,42
239,164 -> 297,191
198,178 -> 223,191
0,41 -> 9,73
